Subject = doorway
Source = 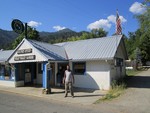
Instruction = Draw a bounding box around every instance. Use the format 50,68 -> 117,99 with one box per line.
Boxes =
57,62 -> 68,86
50,63 -> 55,86
24,63 -> 36,85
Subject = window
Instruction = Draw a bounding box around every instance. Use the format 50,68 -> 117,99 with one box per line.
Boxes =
0,64 -> 5,77
73,62 -> 86,75
115,58 -> 123,67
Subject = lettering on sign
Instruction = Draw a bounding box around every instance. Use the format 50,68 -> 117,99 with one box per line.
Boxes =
14,55 -> 36,61
17,48 -> 32,54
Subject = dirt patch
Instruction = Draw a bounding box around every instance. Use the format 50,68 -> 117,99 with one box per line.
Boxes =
95,69 -> 150,113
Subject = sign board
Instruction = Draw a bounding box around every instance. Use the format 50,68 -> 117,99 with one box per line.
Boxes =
14,55 -> 36,61
17,48 -> 32,54
11,19 -> 24,34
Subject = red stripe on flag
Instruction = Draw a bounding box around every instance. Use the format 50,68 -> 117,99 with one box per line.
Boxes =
116,11 -> 122,35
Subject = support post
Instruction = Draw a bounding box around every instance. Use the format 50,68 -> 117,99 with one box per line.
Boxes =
25,23 -> 27,39
42,62 -> 51,94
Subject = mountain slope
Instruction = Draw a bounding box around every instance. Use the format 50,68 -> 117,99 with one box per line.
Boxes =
0,28 -> 83,49
0,29 -> 18,49
39,28 -> 82,43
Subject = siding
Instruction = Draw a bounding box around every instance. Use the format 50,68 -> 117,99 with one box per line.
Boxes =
70,60 -> 111,90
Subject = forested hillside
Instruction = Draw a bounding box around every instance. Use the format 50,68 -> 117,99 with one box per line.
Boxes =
0,28 -> 83,49
0,29 -> 18,49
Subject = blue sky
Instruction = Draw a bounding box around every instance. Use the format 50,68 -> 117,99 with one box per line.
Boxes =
0,0 -> 146,36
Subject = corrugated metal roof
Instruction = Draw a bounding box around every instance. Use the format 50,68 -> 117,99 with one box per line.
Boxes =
0,50 -> 14,62
28,39 -> 68,61
55,35 -> 123,60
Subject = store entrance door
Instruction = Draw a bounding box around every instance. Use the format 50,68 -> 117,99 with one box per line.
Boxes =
57,62 -> 68,86
24,63 -> 36,85
50,63 -> 55,86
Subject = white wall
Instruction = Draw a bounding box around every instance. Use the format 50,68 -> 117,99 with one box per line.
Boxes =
0,80 -> 15,87
70,60 -> 111,90
110,41 -> 127,83
0,80 -> 25,87
9,39 -> 47,63
15,81 -> 24,87
115,41 -> 126,77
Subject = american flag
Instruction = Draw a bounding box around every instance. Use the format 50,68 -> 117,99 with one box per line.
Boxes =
116,10 -> 122,35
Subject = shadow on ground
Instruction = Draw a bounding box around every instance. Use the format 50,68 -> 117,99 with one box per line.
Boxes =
126,76 -> 150,88
74,94 -> 105,98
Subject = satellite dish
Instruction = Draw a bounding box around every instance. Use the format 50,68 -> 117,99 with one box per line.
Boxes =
11,19 -> 24,34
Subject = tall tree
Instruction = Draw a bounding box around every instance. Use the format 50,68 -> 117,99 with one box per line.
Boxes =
136,0 -> 150,64
126,0 -> 150,65
12,26 -> 40,49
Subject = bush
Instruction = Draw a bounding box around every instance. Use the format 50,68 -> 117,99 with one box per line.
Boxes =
94,78 -> 127,103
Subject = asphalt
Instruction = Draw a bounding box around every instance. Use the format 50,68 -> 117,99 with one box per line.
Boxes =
0,85 -> 107,105
0,91 -> 104,113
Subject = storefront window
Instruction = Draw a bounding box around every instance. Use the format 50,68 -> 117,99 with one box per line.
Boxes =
73,62 -> 86,75
5,65 -> 10,80
0,64 -> 5,79
0,63 -> 13,80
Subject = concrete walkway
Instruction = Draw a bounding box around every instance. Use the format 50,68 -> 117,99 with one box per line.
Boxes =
0,85 -> 107,105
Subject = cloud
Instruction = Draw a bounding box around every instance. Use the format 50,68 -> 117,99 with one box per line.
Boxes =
28,21 -> 42,27
53,25 -> 66,31
107,15 -> 116,23
119,16 -> 127,23
87,19 -> 111,30
87,15 -> 127,30
107,15 -> 127,23
129,2 -> 146,14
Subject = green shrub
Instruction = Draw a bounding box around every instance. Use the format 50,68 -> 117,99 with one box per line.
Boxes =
94,78 -> 126,104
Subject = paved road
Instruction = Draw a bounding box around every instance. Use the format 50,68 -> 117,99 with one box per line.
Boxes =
96,69 -> 150,113
0,91 -> 103,113
0,69 -> 150,113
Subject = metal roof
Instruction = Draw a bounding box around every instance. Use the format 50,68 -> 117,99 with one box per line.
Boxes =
6,35 -> 125,63
0,50 -> 14,62
55,35 -> 123,60
28,39 -> 68,61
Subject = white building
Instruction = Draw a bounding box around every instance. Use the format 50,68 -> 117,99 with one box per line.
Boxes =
0,35 -> 128,90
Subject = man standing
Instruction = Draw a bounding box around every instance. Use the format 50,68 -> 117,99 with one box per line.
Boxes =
63,65 -> 75,98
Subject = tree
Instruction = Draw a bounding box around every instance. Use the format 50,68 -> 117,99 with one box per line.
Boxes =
91,28 -> 108,38
12,26 -> 40,49
65,28 -> 108,42
126,0 -> 150,65
27,27 -> 40,41
125,29 -> 142,60
136,1 -> 150,64
139,33 -> 150,64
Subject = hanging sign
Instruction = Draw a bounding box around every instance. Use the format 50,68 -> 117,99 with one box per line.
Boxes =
11,19 -> 24,34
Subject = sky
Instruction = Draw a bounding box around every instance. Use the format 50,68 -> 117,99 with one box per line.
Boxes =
0,0 -> 146,36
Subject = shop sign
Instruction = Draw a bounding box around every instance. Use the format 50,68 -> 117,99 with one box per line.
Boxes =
17,48 -> 32,54
14,55 -> 36,61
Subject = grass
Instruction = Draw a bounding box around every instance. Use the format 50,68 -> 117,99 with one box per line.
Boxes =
94,80 -> 126,104
94,69 -> 145,104
126,70 -> 141,76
